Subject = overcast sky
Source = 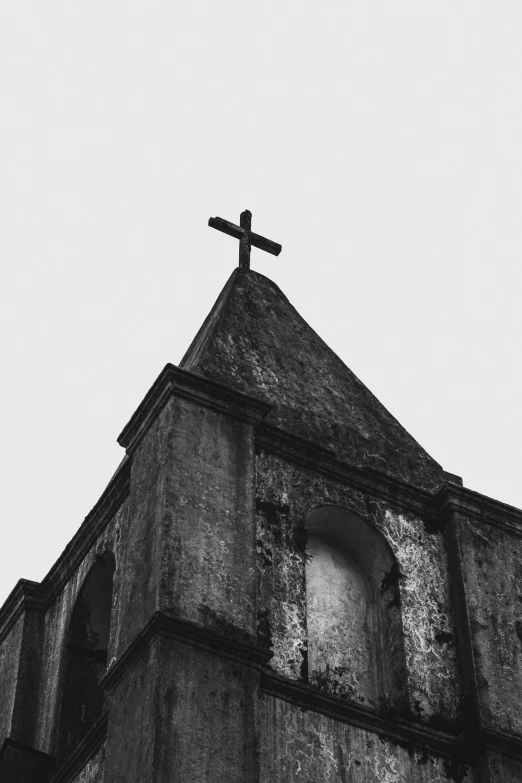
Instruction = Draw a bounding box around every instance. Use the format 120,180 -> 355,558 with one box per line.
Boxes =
1,1 -> 522,606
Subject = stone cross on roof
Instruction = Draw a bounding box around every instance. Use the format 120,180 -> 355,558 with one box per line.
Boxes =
208,210 -> 282,269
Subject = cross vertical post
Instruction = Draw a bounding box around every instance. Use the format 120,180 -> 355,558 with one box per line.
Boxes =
239,210 -> 252,269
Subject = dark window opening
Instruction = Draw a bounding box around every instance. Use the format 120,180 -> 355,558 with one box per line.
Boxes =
56,552 -> 115,763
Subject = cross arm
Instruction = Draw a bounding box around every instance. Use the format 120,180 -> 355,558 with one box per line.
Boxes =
208,216 -> 282,257
250,231 -> 282,256
208,217 -> 243,241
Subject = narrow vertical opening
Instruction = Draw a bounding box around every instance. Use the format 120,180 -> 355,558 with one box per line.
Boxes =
56,552 -> 115,763
306,530 -> 378,703
305,506 -> 407,709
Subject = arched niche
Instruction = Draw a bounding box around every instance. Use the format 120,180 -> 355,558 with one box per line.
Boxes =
56,551 -> 116,763
305,506 -> 407,708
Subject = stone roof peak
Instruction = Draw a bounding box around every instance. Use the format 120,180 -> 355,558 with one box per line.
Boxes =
180,267 -> 443,492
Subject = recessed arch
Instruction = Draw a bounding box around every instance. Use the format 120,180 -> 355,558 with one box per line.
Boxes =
56,551 -> 116,763
305,505 -> 407,708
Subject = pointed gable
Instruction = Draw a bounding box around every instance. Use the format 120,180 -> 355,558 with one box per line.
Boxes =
180,268 -> 443,492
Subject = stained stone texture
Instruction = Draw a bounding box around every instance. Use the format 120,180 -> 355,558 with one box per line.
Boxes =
0,616 -> 24,742
181,268 -> 444,492
486,750 -> 522,783
1,267 -> 522,782
455,513 -> 522,736
0,583 -> 45,752
70,744 -> 105,783
376,509 -> 459,723
255,452 -> 460,724
260,696 -> 472,783
105,636 -> 261,783
0,739 -> 54,783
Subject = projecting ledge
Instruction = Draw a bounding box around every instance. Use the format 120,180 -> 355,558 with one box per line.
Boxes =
117,363 -> 272,454
101,611 -> 273,693
0,739 -> 55,783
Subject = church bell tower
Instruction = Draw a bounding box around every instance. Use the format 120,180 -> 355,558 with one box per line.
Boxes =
1,213 -> 521,783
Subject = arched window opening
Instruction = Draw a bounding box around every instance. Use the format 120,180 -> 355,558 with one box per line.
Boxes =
305,506 -> 406,709
56,552 -> 115,763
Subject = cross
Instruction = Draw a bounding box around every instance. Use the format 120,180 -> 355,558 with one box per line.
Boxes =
208,210 -> 282,269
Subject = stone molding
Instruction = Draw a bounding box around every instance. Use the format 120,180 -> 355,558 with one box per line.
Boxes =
40,457 -> 131,601
3,365 -> 519,644
479,728 -> 522,761
0,580 -> 46,647
0,737 -> 55,783
261,672 -> 522,765
101,611 -> 273,693
51,712 -> 107,783
257,423 -> 522,536
117,363 -> 272,455
257,423 -> 435,518
0,458 -> 130,644
438,483 -> 522,537
46,680 -> 522,783
38,675 -> 522,783
261,671 -> 462,761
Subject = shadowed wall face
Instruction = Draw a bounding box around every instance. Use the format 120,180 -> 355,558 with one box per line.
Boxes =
306,532 -> 376,704
56,552 -> 115,764
305,506 -> 407,708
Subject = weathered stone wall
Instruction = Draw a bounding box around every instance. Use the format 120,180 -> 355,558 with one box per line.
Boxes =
71,744 -> 106,783
113,393 -> 258,665
260,695 -> 472,782
106,636 -> 261,783
456,514 -> 522,737
34,500 -> 127,755
0,376 -> 264,782
101,379 -> 264,783
377,509 -> 458,723
158,395 -> 257,637
256,452 -> 460,726
4,361 -> 522,782
0,615 -> 24,742
486,749 -> 522,782
104,638 -> 158,783
111,401 -> 172,659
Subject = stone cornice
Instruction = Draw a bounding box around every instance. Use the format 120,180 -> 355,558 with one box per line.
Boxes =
101,611 -> 273,693
0,738 -> 55,783
261,672 -> 522,765
117,364 -> 272,455
439,483 -> 522,537
261,672 -> 463,761
479,727 -> 522,761
257,423 -> 522,536
0,457 -> 130,643
51,712 -> 108,783
0,580 -> 46,646
40,455 -> 131,600
257,423 -> 442,520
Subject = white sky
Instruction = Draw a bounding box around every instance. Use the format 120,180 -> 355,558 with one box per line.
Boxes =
1,1 -> 522,606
